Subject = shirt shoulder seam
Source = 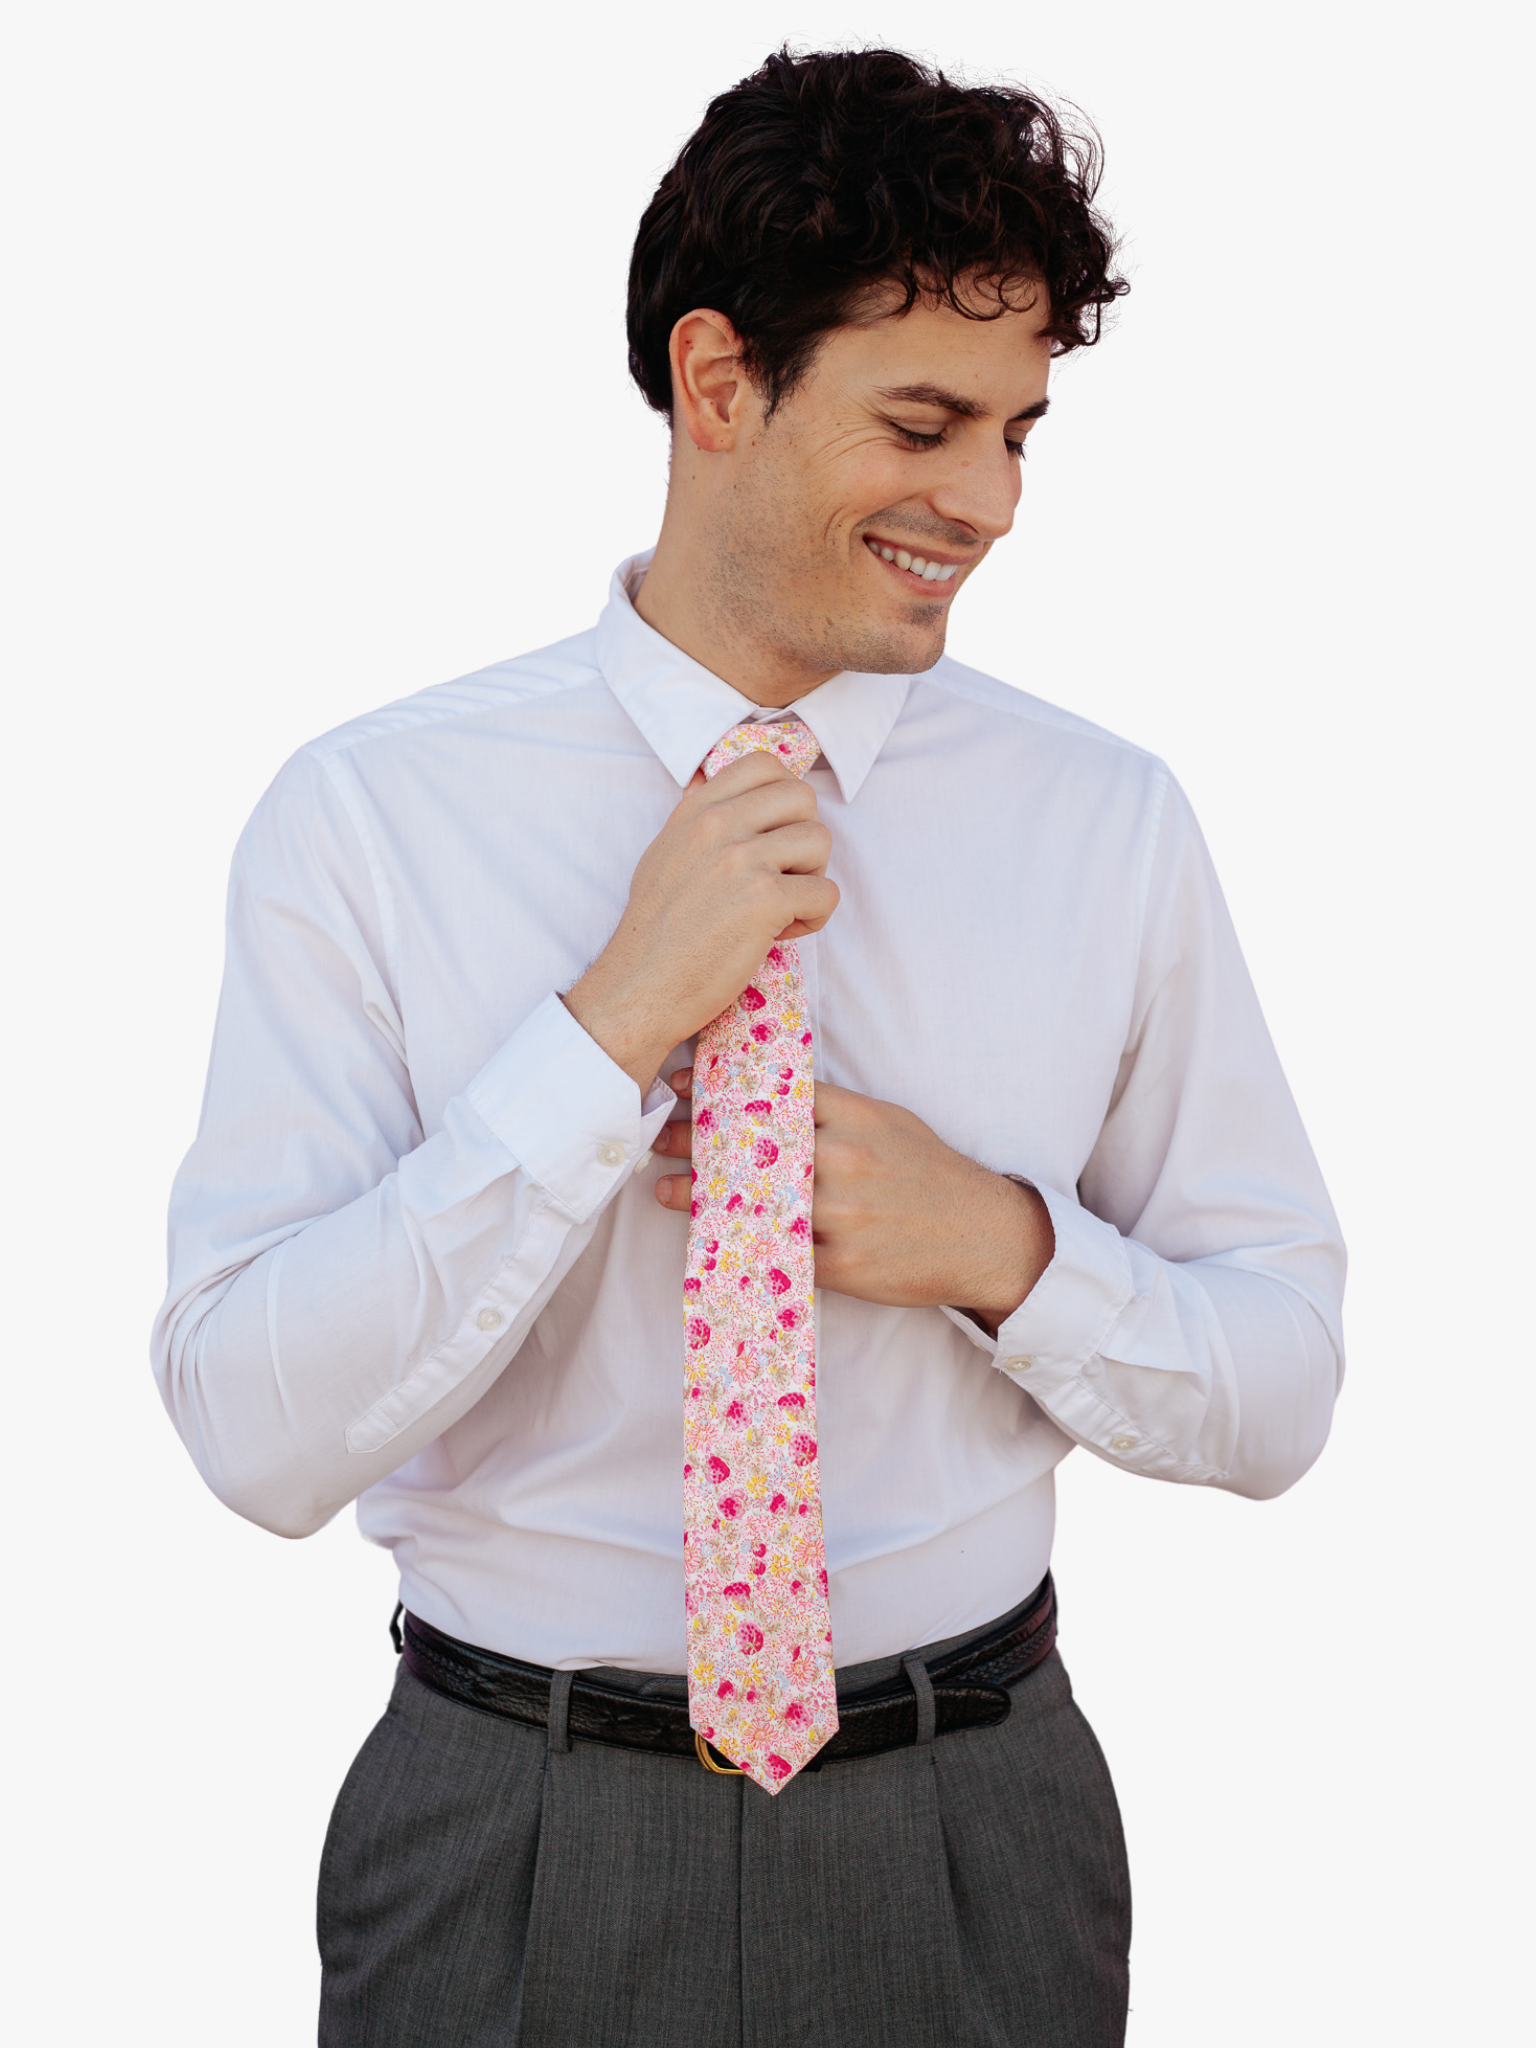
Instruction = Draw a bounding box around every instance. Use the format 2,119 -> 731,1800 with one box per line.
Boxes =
303,636 -> 606,768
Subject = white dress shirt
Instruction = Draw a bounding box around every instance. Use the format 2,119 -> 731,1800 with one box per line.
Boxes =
153,552 -> 1345,1671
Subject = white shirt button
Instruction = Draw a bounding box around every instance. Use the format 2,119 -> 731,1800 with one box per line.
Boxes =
477,1307 -> 504,1332
1111,1434 -> 1137,1453
1002,1355 -> 1032,1373
598,1141 -> 626,1168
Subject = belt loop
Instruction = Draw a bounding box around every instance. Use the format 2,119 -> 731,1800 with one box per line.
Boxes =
902,1653 -> 936,1748
547,1670 -> 574,1754
389,1602 -> 404,1655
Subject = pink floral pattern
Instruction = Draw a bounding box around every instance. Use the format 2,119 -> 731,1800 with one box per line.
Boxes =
683,720 -> 836,1793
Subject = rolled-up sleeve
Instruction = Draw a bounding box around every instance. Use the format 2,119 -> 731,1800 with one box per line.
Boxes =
942,772 -> 1345,1500
151,750 -> 675,1538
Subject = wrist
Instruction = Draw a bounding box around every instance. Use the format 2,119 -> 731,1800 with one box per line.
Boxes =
561,966 -> 673,1096
954,1173 -> 1054,1336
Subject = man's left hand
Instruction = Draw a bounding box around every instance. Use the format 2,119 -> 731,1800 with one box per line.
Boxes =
653,1072 -> 1054,1336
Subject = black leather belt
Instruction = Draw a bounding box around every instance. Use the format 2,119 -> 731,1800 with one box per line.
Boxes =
399,1572 -> 1055,1771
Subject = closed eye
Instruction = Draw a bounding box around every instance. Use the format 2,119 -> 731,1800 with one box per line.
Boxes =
888,421 -> 947,450
890,420 -> 1030,461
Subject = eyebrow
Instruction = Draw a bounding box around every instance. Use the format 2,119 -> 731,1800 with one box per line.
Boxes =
875,382 -> 1051,424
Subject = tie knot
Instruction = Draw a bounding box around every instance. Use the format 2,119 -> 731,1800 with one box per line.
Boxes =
702,719 -> 820,782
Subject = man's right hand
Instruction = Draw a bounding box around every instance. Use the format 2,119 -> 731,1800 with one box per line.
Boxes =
561,750 -> 838,1092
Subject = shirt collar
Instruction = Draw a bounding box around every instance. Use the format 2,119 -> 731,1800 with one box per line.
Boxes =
593,550 -> 913,803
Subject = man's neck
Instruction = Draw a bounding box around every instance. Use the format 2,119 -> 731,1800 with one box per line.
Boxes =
633,527 -> 838,709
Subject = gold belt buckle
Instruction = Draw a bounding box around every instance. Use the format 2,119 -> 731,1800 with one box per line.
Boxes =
695,1730 -> 745,1775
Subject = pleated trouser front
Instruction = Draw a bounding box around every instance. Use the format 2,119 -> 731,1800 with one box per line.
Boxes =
317,1644 -> 1130,2048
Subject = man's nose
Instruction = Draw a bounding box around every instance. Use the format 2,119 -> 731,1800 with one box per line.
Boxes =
929,441 -> 1021,544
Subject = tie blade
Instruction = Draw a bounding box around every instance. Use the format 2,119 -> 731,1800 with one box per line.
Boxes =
684,713 -> 837,1800
695,1696 -> 840,1794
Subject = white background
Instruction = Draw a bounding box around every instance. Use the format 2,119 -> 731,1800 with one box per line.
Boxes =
3,2 -> 1530,2040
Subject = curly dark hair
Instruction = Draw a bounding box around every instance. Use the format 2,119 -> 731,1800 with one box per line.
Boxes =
628,47 -> 1128,419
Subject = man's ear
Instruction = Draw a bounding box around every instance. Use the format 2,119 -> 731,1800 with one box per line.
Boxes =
668,310 -> 755,453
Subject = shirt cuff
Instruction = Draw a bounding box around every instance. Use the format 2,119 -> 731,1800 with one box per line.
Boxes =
938,1179 -> 1135,1380
462,991 -> 676,1222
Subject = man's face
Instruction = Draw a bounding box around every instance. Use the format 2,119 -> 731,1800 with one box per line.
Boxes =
708,284 -> 1055,679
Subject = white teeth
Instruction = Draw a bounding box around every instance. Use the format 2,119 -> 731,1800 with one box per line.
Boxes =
868,539 -> 959,581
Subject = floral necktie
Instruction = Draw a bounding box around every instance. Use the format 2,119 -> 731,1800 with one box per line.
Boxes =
682,718 -> 837,1792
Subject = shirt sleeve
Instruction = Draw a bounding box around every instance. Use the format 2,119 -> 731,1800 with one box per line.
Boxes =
150,750 -> 676,1538
939,771 -> 1345,1500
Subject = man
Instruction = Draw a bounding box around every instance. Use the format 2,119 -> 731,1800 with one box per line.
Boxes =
153,45 -> 1345,2048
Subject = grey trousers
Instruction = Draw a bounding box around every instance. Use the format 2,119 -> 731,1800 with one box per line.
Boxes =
317,1631 -> 1130,2047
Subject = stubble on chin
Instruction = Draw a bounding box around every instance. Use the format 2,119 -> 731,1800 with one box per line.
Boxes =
712,537 -> 950,680
706,480 -> 953,680
827,606 -> 949,677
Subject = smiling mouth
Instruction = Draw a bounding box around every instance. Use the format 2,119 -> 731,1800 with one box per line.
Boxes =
863,536 -> 963,586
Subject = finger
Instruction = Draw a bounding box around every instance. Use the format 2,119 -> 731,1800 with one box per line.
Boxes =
686,752 -> 799,815
753,819 -> 832,876
709,780 -> 821,843
700,750 -> 798,793
668,1067 -> 694,1097
777,873 -> 840,932
653,1118 -> 694,1163
811,1079 -> 853,1125
654,1172 -> 694,1211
